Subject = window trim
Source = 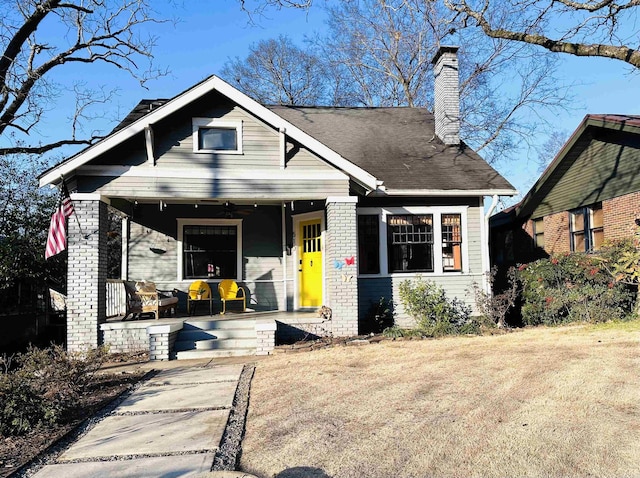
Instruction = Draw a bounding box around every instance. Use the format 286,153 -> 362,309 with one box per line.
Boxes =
192,118 -> 243,154
569,203 -> 602,252
356,206 -> 469,277
177,218 -> 243,282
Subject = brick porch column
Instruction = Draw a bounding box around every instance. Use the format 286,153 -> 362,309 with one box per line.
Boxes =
325,197 -> 359,336
67,198 -> 108,352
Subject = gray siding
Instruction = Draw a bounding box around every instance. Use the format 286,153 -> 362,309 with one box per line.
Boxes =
76,93 -> 349,199
359,274 -> 481,328
126,204 -> 287,312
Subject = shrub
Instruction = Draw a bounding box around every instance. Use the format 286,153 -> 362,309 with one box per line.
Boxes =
362,297 -> 395,334
473,266 -> 519,328
0,345 -> 108,436
516,252 -> 635,326
398,277 -> 474,337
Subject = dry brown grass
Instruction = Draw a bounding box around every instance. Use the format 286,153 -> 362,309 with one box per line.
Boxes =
240,323 -> 640,478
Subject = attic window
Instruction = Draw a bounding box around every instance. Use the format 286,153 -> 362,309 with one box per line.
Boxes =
192,118 -> 243,154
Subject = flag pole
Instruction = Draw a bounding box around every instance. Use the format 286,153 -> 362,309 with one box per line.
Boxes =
60,175 -> 87,239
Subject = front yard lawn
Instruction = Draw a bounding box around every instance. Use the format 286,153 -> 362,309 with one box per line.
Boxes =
241,322 -> 640,478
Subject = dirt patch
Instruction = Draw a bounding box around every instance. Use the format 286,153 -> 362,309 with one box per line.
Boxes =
0,366 -> 145,477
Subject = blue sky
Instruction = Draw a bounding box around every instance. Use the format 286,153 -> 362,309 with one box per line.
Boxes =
35,0 -> 640,201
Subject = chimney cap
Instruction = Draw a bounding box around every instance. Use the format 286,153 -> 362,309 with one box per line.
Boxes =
431,45 -> 459,65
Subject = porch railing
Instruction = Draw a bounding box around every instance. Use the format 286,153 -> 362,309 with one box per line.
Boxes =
106,279 -> 127,317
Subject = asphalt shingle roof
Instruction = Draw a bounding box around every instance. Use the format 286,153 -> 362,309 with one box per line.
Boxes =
267,105 -> 514,192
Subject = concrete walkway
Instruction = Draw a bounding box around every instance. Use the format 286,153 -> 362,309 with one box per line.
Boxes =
31,361 -> 246,478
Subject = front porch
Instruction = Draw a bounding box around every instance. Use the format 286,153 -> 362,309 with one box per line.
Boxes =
100,307 -> 329,361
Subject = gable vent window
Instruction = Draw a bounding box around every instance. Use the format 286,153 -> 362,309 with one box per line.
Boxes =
192,118 -> 243,154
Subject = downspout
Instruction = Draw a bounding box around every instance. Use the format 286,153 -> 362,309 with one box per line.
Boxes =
281,201 -> 288,311
482,194 -> 499,294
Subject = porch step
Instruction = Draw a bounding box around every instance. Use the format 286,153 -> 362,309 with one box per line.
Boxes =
174,317 -> 257,359
175,348 -> 256,360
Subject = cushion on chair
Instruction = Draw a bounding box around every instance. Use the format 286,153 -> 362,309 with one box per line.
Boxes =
158,297 -> 178,307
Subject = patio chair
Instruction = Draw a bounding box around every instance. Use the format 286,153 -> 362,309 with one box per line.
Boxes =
187,280 -> 213,316
218,279 -> 246,314
123,280 -> 178,320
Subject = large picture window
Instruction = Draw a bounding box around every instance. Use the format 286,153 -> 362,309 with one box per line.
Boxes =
358,215 -> 380,274
178,219 -> 242,281
570,203 -> 603,252
388,215 -> 434,273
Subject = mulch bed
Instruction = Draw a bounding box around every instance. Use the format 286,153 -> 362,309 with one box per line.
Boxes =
0,357 -> 147,478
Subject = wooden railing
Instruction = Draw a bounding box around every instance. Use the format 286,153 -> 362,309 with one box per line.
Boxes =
106,279 -> 127,317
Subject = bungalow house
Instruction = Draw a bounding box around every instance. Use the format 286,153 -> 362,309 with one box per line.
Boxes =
491,114 -> 640,267
39,46 -> 516,357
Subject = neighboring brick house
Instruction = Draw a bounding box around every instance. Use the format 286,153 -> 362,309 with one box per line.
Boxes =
39,46 -> 516,352
491,115 -> 640,267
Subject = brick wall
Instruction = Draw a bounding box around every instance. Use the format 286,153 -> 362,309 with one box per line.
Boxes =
101,326 -> 148,354
325,199 -> 359,336
603,191 -> 640,241
67,200 -> 108,352
542,211 -> 570,254
526,190 -> 640,258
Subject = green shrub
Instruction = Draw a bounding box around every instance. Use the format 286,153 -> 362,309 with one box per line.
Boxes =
516,251 -> 635,326
0,345 -> 108,436
398,277 -> 474,337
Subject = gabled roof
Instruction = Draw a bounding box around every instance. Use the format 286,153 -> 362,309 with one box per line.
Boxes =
39,76 -> 378,190
516,114 -> 640,219
39,76 -> 516,196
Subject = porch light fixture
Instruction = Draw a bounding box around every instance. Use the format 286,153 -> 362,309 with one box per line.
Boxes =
194,203 -> 198,209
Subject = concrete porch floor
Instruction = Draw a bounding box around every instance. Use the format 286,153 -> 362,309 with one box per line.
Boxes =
105,309 -> 321,326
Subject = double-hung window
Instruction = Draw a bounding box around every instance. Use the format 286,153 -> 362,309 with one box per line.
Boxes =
533,217 -> 545,249
387,215 -> 434,273
178,219 -> 242,281
441,214 -> 462,272
192,118 -> 243,154
570,203 -> 603,252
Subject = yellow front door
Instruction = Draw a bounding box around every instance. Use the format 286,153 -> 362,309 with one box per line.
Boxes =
299,219 -> 323,308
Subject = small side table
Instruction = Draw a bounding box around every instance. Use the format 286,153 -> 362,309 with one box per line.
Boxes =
187,296 -> 213,316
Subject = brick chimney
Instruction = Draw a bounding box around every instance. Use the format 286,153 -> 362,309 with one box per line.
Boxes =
431,46 -> 460,146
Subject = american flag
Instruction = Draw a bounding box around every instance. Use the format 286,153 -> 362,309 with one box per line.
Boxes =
45,183 -> 75,259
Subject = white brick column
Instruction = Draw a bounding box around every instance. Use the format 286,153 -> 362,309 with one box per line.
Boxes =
325,197 -> 359,336
67,198 -> 108,352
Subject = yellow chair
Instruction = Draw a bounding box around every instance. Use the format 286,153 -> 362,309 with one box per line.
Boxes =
218,280 -> 246,314
187,280 -> 212,316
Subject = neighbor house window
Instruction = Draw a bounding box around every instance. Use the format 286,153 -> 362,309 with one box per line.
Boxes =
441,214 -> 462,272
192,118 -> 243,154
387,215 -> 434,273
570,203 -> 603,252
358,215 -> 380,274
178,219 -> 242,281
533,217 -> 545,249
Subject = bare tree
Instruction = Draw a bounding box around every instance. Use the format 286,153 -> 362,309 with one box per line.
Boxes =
0,0 -> 168,158
443,0 -> 640,68
321,0 -> 570,162
221,35 -> 333,105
